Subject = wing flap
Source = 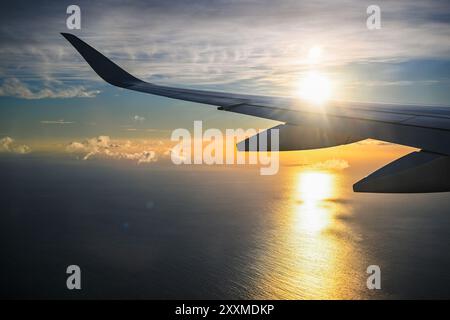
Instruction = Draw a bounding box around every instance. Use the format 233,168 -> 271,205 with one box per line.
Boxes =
236,124 -> 365,151
401,116 -> 450,131
354,151 -> 450,193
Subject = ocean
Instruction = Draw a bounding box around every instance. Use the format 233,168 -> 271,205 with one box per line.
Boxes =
1,153 -> 449,299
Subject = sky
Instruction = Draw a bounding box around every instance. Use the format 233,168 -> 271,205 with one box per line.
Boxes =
1,1 -> 450,299
0,0 -> 449,155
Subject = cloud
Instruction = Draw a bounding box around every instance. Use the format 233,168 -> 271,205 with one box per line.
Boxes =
132,115 -> 145,122
40,119 -> 75,124
65,141 -> 86,153
304,159 -> 350,171
131,151 -> 157,164
1,0 -> 449,101
0,136 -> 31,154
0,78 -> 100,99
351,80 -> 442,87
167,146 -> 188,163
65,135 -> 158,164
357,139 -> 393,146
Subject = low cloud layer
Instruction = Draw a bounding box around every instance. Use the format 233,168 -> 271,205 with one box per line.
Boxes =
357,139 -> 393,146
304,159 -> 350,171
66,135 -> 159,164
0,136 -> 31,154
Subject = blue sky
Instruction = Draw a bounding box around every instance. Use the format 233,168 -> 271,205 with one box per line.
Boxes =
0,0 -> 449,142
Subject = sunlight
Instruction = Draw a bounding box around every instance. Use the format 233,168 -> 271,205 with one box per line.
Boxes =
307,46 -> 322,64
239,166 -> 364,299
295,171 -> 334,233
298,171 -> 332,202
297,72 -> 332,105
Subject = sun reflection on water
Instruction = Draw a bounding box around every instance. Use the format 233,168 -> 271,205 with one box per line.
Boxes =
252,168 -> 368,299
296,172 -> 333,233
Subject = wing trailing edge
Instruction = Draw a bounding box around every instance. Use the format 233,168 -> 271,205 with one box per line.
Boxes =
353,151 -> 450,193
236,124 -> 365,151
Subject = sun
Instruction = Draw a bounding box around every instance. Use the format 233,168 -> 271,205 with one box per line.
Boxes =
297,71 -> 332,105
307,46 -> 322,64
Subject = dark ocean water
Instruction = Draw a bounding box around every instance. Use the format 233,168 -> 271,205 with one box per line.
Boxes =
1,154 -> 450,299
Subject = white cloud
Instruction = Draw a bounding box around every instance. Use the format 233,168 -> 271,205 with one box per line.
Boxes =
0,136 -> 31,154
129,151 -> 157,164
304,159 -> 350,171
0,78 -> 100,99
133,115 -> 145,122
65,136 -> 158,164
167,146 -> 188,163
40,119 -> 75,124
65,141 -> 87,153
357,139 -> 393,146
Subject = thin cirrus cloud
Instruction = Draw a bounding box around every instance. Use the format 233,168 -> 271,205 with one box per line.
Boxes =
0,0 -> 448,100
0,78 -> 100,99
40,119 -> 75,124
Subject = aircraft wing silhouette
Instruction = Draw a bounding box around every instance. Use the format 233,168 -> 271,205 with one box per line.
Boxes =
62,33 -> 450,193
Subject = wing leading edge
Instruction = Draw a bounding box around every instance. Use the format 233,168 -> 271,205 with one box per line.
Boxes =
62,33 -> 450,193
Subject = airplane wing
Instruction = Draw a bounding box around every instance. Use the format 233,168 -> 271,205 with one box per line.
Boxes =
61,33 -> 450,193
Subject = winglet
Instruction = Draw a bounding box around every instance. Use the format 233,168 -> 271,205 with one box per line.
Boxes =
61,33 -> 143,88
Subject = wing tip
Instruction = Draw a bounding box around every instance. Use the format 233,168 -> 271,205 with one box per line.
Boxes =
61,32 -> 142,88
60,32 -> 78,43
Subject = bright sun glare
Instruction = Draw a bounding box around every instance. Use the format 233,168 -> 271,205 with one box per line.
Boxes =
297,46 -> 333,105
307,46 -> 322,64
295,171 -> 334,233
298,72 -> 332,105
298,171 -> 332,202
